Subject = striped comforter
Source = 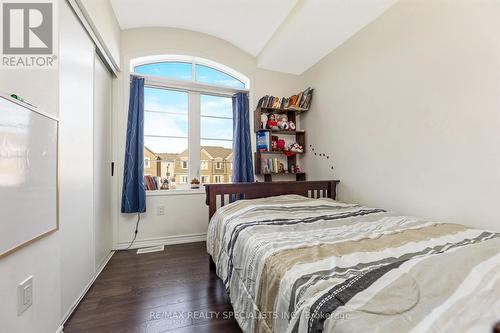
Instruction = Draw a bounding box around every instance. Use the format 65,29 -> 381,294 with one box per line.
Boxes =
206,195 -> 500,333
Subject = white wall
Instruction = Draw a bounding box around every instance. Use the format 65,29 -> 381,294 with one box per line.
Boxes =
0,1 -> 115,332
78,0 -> 121,69
0,230 -> 61,333
0,2 -> 61,331
301,0 -> 500,231
114,28 -> 303,248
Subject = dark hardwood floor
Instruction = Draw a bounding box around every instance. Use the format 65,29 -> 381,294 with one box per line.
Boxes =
64,242 -> 242,333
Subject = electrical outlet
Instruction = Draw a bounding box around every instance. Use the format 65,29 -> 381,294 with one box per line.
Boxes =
18,276 -> 33,316
157,206 -> 165,216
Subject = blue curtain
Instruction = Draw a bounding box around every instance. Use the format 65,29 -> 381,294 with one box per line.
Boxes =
121,76 -> 146,213
232,92 -> 254,183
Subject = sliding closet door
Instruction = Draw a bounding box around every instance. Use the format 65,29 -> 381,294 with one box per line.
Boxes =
93,55 -> 113,270
59,1 -> 95,314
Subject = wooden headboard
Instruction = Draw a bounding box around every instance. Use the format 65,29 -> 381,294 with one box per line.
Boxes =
204,180 -> 340,220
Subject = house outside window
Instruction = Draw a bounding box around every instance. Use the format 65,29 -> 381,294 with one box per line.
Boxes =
144,157 -> 150,169
214,175 -> 222,183
201,175 -> 209,183
134,55 -> 249,191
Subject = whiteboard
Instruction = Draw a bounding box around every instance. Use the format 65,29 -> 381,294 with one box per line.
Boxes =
0,94 -> 58,258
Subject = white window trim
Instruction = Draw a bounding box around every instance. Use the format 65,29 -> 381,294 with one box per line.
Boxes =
144,157 -> 151,168
136,56 -> 247,193
138,73 -> 247,97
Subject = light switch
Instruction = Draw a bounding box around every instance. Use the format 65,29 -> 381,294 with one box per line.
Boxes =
18,276 -> 33,316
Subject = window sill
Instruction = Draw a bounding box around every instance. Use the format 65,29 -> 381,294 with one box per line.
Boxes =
146,188 -> 205,197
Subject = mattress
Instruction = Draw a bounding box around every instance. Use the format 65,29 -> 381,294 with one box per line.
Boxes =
206,194 -> 500,333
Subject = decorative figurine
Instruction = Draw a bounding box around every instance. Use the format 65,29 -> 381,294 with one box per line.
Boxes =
260,113 -> 268,130
262,158 -> 270,174
190,178 -> 200,189
288,121 -> 296,131
160,178 -> 169,190
271,135 -> 279,150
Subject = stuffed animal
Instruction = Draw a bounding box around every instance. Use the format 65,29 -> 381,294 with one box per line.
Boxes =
289,143 -> 303,153
277,114 -> 289,130
277,139 -> 286,151
267,114 -> 279,130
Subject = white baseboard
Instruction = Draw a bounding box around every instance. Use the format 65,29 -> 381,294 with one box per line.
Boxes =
59,250 -> 115,328
116,233 -> 207,250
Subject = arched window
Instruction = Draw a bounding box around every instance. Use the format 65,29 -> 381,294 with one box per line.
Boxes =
131,55 -> 249,89
131,55 -> 249,190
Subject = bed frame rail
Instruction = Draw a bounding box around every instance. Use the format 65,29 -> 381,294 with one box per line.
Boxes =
205,180 -> 340,220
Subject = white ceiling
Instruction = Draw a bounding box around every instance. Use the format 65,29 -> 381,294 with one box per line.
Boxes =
110,0 -> 398,74
257,0 -> 399,74
110,0 -> 298,57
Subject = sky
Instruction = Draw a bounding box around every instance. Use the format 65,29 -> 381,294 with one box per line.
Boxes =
138,62 -> 238,154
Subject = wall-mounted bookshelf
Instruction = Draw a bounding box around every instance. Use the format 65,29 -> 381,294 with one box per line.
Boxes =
254,112 -> 308,182
254,89 -> 312,182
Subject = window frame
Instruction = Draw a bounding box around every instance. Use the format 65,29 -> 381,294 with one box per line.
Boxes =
131,55 -> 250,89
132,56 -> 250,192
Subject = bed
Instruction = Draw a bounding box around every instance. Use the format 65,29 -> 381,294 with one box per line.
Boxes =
205,181 -> 500,333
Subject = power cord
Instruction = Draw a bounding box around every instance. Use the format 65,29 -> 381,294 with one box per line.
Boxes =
125,213 -> 141,250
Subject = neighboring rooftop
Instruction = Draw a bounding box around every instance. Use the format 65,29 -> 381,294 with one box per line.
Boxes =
145,146 -> 233,160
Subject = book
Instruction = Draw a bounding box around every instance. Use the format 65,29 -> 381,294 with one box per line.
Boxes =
256,131 -> 270,151
258,88 -> 313,111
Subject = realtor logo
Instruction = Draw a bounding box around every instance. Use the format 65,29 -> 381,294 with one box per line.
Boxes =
1,0 -> 57,68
